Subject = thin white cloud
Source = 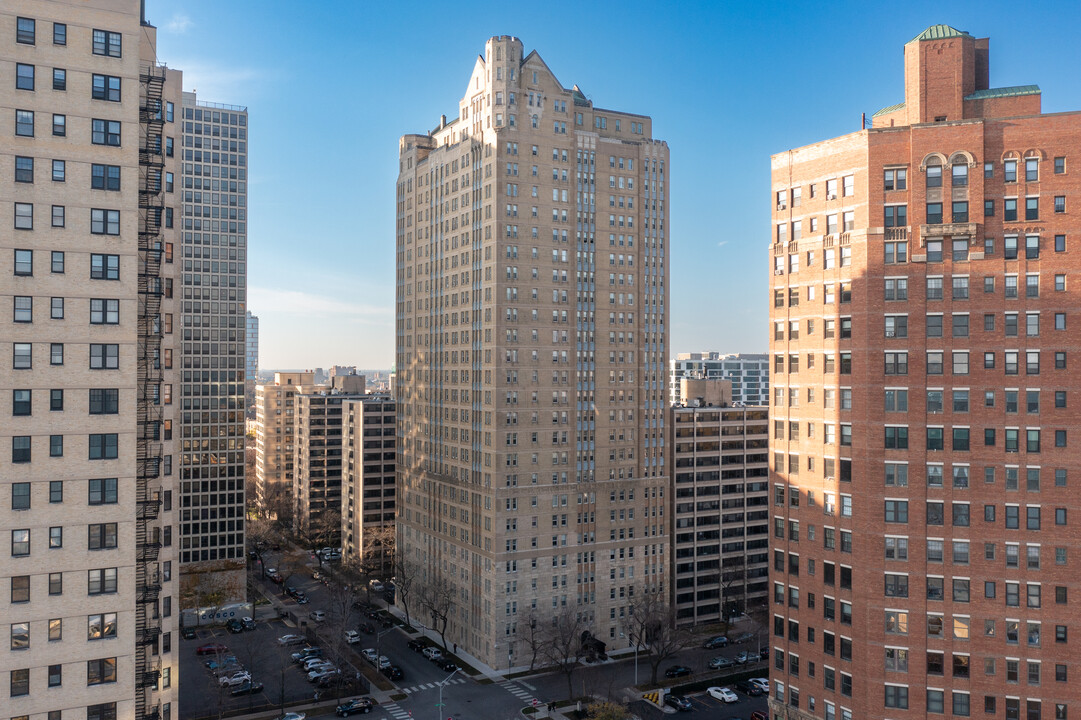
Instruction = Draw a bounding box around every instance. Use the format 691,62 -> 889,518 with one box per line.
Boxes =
168,59 -> 261,104
717,240 -> 729,248
248,287 -> 392,321
166,14 -> 193,34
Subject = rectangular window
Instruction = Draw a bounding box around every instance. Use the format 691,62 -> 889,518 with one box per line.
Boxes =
88,478 -> 118,505
87,657 -> 117,685
88,434 -> 118,459
90,344 -> 119,369
91,164 -> 121,191
91,74 -> 121,101
926,202 -> 943,224
91,254 -> 120,280
92,29 -> 122,57
88,523 -> 118,550
91,119 -> 121,146
90,209 -> 120,235
953,201 -> 969,223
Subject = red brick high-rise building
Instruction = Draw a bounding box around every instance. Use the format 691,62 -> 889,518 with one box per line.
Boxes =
769,25 -> 1081,720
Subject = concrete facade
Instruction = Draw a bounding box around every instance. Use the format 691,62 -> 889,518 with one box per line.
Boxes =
342,394 -> 397,573
670,403 -> 770,627
768,25 -> 1081,720
244,310 -> 257,415
253,371 -> 314,518
396,36 -> 670,669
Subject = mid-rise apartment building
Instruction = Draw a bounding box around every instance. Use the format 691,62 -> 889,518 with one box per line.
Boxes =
293,375 -> 365,540
670,352 -> 769,406
245,310 -> 258,414
1,3 -> 180,719
396,36 -> 670,669
342,394 -> 396,573
769,25 -> 1081,720
177,88 -> 248,596
670,395 -> 770,627
253,371 -> 314,518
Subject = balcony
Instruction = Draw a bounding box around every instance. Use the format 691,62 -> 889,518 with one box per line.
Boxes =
920,222 -> 977,238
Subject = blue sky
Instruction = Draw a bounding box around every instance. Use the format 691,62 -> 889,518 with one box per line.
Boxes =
149,0 -> 1081,370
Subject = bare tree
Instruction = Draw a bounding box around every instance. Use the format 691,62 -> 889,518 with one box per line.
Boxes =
322,576 -> 360,705
627,594 -> 693,685
540,606 -> 590,700
720,564 -> 747,630
522,606 -> 545,671
246,516 -> 279,579
307,507 -> 342,568
586,701 -> 630,720
392,554 -> 420,628
361,525 -> 396,582
418,571 -> 455,650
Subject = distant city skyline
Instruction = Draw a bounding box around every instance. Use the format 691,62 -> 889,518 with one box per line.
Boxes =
149,0 -> 1081,368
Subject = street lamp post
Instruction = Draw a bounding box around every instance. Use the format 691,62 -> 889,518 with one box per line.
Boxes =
435,667 -> 461,720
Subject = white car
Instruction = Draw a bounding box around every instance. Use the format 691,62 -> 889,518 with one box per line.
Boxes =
278,714 -> 306,720
218,671 -> 252,687
422,647 -> 444,661
344,630 -> 360,644
708,687 -> 738,704
361,648 -> 378,663
309,610 -> 326,622
750,677 -> 770,691
277,634 -> 304,646
302,658 -> 334,671
377,657 -> 391,670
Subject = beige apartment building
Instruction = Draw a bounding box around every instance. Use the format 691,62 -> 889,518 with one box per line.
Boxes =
253,371 -> 314,518
396,36 -> 670,669
669,385 -> 770,628
1,3 -> 180,720
342,394 -> 396,574
293,375 -> 365,540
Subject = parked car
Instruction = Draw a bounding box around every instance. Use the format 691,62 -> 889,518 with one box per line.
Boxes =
359,623 -> 376,634
708,687 -> 738,703
735,651 -> 753,664
736,680 -> 763,696
377,657 -> 392,670
225,619 -> 244,634
760,646 -> 769,660
407,639 -> 425,652
435,659 -> 458,673
336,698 -> 374,716
242,617 -> 256,630
309,610 -> 326,622
205,655 -> 239,670
422,647 -> 444,661
749,678 -> 770,691
277,634 -> 305,646
230,681 -> 264,696
704,635 -> 729,649
309,667 -> 340,683
277,714 -> 306,720
709,655 -> 735,670
196,643 -> 229,656
665,695 -> 693,712
292,647 -> 323,663
269,573 -> 285,584
733,632 -> 755,644
369,580 -> 384,593
344,630 -> 360,644
181,626 -> 197,640
361,648 -> 378,663
665,665 -> 692,678
381,664 -> 403,680
218,671 -> 252,687
302,658 -> 334,672
750,711 -> 769,720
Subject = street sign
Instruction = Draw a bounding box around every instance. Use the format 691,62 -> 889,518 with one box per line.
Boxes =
532,699 -> 538,707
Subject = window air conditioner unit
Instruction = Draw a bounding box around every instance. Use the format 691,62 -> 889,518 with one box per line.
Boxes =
885,331 -> 895,337
777,203 -> 786,210
827,193 -> 837,200
775,269 -> 785,275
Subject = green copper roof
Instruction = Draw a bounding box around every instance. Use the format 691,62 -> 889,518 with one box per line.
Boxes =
909,24 -> 972,42
873,102 -> 906,118
965,85 -> 1041,100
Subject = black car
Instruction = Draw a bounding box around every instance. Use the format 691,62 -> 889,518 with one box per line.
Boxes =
704,635 -> 729,649
230,681 -> 264,696
435,659 -> 458,672
225,619 -> 244,634
664,665 -> 692,678
665,695 -> 693,711
407,639 -> 425,652
759,646 -> 769,660
336,698 -> 374,716
733,632 -> 755,644
736,681 -> 763,696
181,626 -> 197,640
381,664 -> 403,680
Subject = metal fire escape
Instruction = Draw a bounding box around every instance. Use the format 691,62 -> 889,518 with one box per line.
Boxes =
136,61 -> 166,720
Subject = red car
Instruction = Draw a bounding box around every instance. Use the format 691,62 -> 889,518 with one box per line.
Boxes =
196,643 -> 229,656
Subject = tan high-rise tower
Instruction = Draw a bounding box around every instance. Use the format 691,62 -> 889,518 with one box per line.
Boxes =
396,36 -> 670,669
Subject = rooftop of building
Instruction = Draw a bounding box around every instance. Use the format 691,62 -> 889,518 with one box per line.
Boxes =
908,24 -> 971,43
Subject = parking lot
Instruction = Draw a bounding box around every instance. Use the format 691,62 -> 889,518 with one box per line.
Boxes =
630,682 -> 768,720
179,613 -> 366,719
